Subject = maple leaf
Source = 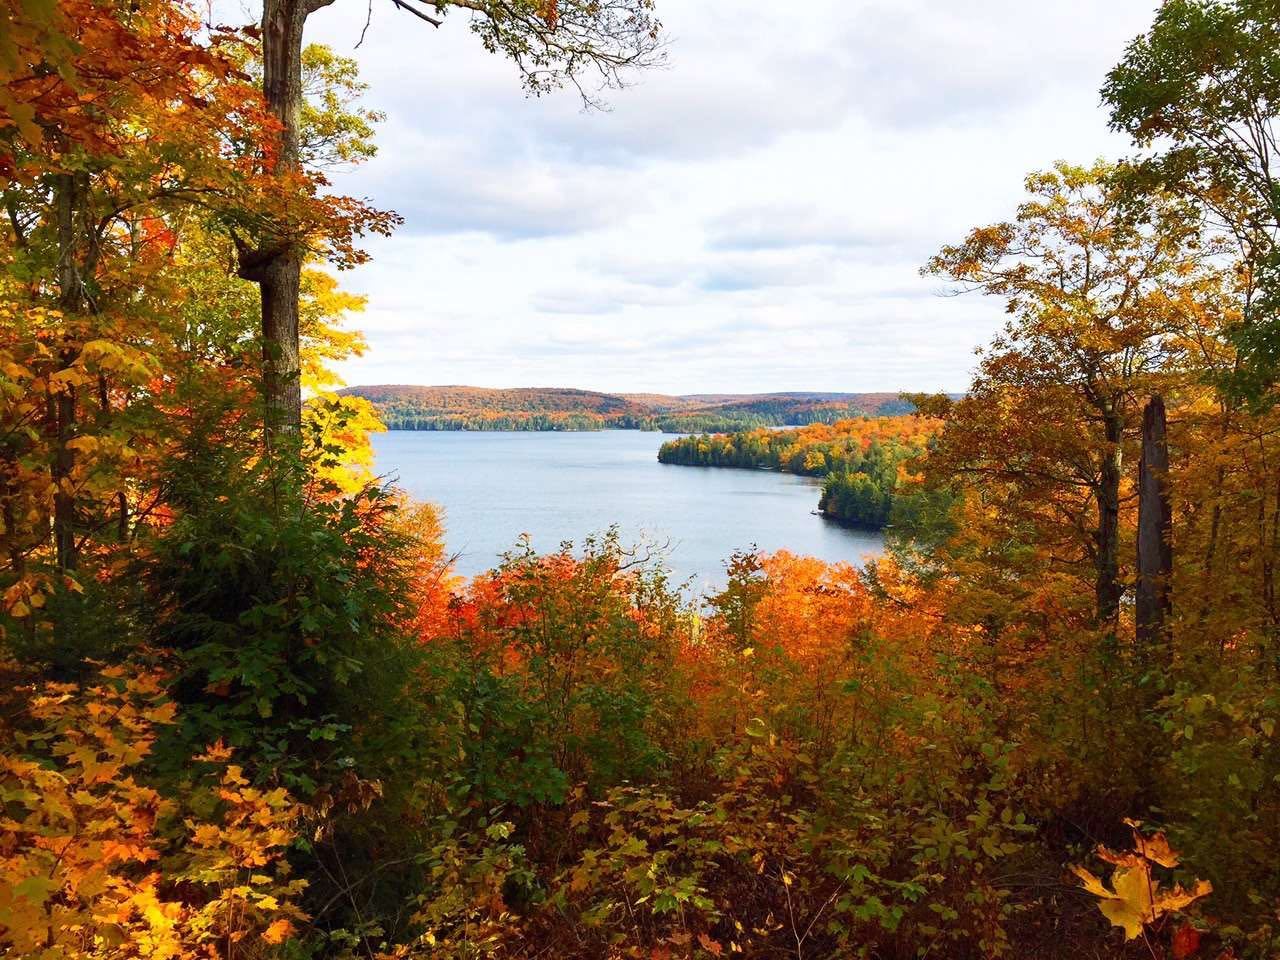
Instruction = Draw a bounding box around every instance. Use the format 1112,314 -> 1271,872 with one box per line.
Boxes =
1155,880 -> 1213,915
1073,843 -> 1212,942
262,918 -> 294,944
1097,864 -> 1154,941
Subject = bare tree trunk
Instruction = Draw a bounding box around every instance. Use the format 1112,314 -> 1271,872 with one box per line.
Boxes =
237,0 -> 335,438
1095,409 -> 1124,626
1136,395 -> 1172,649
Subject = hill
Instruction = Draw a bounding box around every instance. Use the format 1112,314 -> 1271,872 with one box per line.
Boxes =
338,385 -> 914,432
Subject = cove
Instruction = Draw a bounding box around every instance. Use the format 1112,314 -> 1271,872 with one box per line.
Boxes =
372,430 -> 884,586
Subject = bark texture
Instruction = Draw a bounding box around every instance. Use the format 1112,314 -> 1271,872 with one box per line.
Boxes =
1136,395 -> 1173,648
238,0 -> 334,435
1095,408 -> 1124,626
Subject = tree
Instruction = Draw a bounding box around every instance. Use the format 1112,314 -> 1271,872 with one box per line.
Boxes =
923,162 -> 1218,626
1103,0 -> 1280,401
0,0 -> 257,593
1136,395 -> 1173,649
239,0 -> 664,438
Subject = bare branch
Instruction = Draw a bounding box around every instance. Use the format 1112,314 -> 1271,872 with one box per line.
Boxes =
387,0 -> 442,27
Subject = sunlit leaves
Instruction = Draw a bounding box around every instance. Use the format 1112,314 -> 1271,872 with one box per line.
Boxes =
1073,822 -> 1212,942
0,666 -> 306,957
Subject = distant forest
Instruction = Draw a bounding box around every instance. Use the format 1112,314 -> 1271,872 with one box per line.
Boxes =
658,417 -> 941,528
339,385 -> 915,432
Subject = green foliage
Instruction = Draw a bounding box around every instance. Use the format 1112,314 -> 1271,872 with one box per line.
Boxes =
141,457 -> 425,798
300,44 -> 385,168
1154,670 -> 1280,937
819,470 -> 892,528
1103,0 -> 1280,401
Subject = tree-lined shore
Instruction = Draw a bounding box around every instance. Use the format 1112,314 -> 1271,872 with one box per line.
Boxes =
340,384 -> 914,432
4,1 -> 1280,958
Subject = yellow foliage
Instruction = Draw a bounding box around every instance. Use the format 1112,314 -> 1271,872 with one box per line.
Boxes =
0,664 -> 307,958
300,267 -> 368,393
1072,822 -> 1211,942
304,392 -> 385,494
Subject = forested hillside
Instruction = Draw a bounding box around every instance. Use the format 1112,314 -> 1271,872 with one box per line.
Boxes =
658,417 -> 939,528
340,384 -> 911,431
4,2 -> 1280,960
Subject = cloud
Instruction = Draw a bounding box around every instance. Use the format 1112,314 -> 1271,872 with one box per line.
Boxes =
529,290 -> 625,315
696,255 -> 834,293
704,204 -> 916,254
208,0 -> 1166,394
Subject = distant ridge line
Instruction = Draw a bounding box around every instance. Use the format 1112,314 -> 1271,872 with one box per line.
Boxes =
338,385 -> 930,433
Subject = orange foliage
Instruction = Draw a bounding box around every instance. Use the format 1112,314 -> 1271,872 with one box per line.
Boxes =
0,665 -> 306,958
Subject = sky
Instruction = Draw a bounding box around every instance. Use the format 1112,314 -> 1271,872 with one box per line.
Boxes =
230,0 -> 1162,395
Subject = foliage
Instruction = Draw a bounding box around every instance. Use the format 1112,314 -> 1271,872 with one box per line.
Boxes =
1103,0 -> 1280,402
1072,820 -> 1212,943
342,385 -> 914,433
419,531 -> 695,809
0,665 -> 306,958
9,0 -> 1280,958
659,416 -> 937,529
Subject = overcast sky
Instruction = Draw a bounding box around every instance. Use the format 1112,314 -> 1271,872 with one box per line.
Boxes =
252,0 -> 1160,394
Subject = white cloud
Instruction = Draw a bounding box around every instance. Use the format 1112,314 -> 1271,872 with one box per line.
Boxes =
224,0 -> 1162,394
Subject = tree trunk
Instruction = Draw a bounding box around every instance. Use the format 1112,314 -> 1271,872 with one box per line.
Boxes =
238,0 -> 332,437
52,171 -> 84,572
51,376 -> 76,570
1095,409 -> 1124,626
1136,395 -> 1172,649
255,251 -> 303,435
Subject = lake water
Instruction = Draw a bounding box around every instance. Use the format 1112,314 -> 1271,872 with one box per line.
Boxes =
372,430 -> 884,588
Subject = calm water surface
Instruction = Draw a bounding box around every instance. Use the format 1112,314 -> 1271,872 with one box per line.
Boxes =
372,430 -> 883,587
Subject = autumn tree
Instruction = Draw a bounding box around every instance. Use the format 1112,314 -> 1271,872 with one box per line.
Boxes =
0,0 -> 259,622
923,162 -> 1221,627
1103,0 -> 1280,401
240,0 -> 664,438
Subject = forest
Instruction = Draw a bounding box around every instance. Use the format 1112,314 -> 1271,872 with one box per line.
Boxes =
3,1 -> 1280,959
656,418 -> 938,528
341,385 -> 911,433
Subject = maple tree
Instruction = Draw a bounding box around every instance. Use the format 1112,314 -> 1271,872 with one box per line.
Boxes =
6,0 -> 1280,957
922,160 -> 1228,628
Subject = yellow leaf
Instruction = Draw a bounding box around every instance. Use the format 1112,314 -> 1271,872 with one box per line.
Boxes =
1154,879 -> 1212,915
65,436 -> 99,454
1134,831 -> 1180,869
1070,865 -> 1114,900
1098,864 -> 1154,941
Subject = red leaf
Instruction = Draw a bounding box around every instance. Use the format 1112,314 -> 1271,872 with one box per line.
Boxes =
1172,924 -> 1201,960
698,933 -> 724,957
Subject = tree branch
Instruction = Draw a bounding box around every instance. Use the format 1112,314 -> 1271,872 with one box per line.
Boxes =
387,0 -> 442,26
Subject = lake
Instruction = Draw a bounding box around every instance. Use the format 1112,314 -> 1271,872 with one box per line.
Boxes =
372,430 -> 884,587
